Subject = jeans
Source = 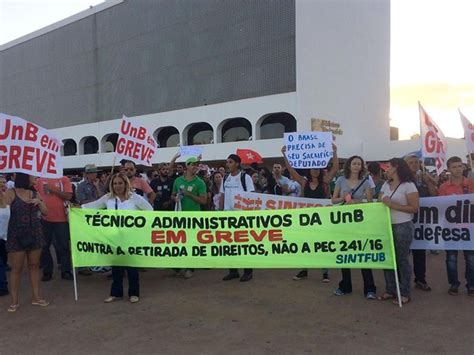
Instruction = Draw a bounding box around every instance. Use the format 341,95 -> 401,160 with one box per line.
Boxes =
338,269 -> 376,295
446,250 -> 474,290
0,249 -> 7,292
384,222 -> 414,297
412,249 -> 427,284
40,221 -> 72,274
110,267 -> 139,297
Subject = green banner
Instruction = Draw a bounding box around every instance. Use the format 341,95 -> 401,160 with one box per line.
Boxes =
69,203 -> 396,269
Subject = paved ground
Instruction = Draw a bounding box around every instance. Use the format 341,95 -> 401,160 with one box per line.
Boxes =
2,252 -> 473,355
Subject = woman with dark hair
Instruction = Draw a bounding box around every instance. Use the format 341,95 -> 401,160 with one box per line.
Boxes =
209,171 -> 224,211
282,144 -> 339,282
251,171 -> 263,193
378,158 -> 419,305
3,173 -> 49,312
82,173 -> 152,303
332,156 -> 376,299
259,168 -> 279,195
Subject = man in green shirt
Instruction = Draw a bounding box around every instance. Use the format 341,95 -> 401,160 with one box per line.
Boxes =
172,156 -> 207,278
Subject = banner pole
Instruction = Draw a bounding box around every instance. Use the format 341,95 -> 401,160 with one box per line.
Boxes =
110,156 -> 117,175
394,267 -> 402,308
386,204 -> 402,308
73,267 -> 78,301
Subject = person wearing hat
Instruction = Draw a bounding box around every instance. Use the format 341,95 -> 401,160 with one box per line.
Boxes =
219,154 -> 255,282
171,156 -> 208,279
74,164 -> 102,276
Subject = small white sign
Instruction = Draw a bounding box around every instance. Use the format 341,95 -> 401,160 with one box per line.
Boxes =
179,145 -> 203,158
284,132 -> 333,169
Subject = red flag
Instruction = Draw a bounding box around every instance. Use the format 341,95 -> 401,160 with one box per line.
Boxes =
236,149 -> 263,165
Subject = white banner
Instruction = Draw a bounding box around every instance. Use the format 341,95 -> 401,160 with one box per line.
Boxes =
0,113 -> 63,178
284,131 -> 333,169
232,191 -> 332,210
412,194 -> 474,250
459,110 -> 474,154
419,103 -> 447,175
115,115 -> 157,166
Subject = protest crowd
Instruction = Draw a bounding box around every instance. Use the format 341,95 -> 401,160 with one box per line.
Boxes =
1,141 -> 473,312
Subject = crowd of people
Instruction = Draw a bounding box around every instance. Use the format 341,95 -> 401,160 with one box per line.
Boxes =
0,149 -> 473,312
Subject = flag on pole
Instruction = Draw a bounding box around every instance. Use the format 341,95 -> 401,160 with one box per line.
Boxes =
236,149 -> 263,165
419,103 -> 447,175
459,110 -> 474,154
115,115 -> 157,166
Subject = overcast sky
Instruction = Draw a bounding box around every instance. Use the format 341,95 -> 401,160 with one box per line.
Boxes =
1,0 -> 473,139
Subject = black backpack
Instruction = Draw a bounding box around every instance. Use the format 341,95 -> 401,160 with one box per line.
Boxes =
223,171 -> 248,192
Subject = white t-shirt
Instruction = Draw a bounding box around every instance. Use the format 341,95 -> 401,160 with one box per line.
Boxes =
219,172 -> 255,211
6,181 -> 14,189
288,180 -> 302,197
82,193 -> 153,211
0,206 -> 10,241
380,181 -> 418,224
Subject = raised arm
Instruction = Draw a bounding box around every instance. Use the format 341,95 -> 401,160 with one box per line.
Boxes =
168,152 -> 181,177
281,146 -> 306,187
323,143 -> 339,184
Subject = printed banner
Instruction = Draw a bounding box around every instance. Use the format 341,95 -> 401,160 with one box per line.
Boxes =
70,204 -> 396,269
412,194 -> 474,250
115,115 -> 157,166
419,103 -> 447,175
232,191 -> 332,210
284,131 -> 333,169
0,113 -> 63,178
459,110 -> 474,154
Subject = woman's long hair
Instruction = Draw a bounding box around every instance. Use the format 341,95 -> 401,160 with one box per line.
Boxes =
15,172 -> 35,190
305,169 -> 324,186
343,156 -> 366,180
210,171 -> 223,196
108,173 -> 133,198
388,158 -> 415,183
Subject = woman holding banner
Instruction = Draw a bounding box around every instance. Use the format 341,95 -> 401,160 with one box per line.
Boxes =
331,156 -> 377,299
82,172 -> 152,304
378,158 -> 419,305
3,173 -> 49,312
281,144 -> 339,282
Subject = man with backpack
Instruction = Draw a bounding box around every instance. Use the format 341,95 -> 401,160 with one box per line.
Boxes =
219,154 -> 255,282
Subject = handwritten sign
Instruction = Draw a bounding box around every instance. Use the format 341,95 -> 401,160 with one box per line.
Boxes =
179,145 -> 203,158
284,132 -> 333,169
115,115 -> 157,166
0,113 -> 63,178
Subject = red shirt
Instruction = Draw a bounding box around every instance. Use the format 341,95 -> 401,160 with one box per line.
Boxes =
36,177 -> 73,223
130,176 -> 153,195
438,177 -> 474,196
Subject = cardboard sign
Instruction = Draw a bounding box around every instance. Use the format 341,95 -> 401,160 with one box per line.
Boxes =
115,115 -> 157,166
284,132 -> 333,169
0,113 -> 63,178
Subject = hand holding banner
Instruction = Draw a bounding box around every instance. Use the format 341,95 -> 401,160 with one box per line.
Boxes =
0,113 -> 63,178
115,115 -> 157,166
284,132 -> 333,169
419,103 -> 447,175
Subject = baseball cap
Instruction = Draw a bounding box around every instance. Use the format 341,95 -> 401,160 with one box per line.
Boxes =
84,164 -> 100,173
186,157 -> 199,165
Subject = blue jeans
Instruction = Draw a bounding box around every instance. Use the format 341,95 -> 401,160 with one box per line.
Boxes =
384,222 -> 414,297
446,250 -> 474,290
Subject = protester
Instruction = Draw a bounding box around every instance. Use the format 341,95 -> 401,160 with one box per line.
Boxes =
283,169 -> 302,197
6,174 -> 15,189
378,158 -> 419,305
438,156 -> 474,296
75,164 -> 102,276
405,154 -> 437,291
209,171 -> 223,211
282,144 -> 339,282
367,162 -> 385,199
3,173 -> 49,312
82,173 -> 152,303
36,175 -> 74,281
123,161 -> 156,204
251,171 -> 263,193
220,154 -> 255,282
149,163 -> 175,211
97,172 -> 109,196
332,156 -> 376,299
218,166 -> 226,177
0,175 -> 10,296
272,163 -> 291,195
171,156 -> 208,279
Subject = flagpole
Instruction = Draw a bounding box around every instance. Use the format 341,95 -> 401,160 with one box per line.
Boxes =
418,101 -> 425,166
